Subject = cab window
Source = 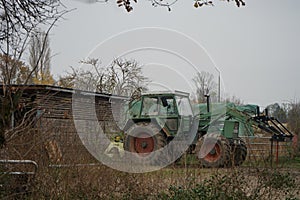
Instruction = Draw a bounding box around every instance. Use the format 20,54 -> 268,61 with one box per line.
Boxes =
141,97 -> 159,116
176,96 -> 193,116
160,96 -> 176,115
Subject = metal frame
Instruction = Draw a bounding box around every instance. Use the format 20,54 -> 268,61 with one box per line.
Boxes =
0,159 -> 38,176
142,90 -> 190,97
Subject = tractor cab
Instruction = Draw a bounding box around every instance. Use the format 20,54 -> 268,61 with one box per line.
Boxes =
126,91 -> 194,137
123,91 -> 195,156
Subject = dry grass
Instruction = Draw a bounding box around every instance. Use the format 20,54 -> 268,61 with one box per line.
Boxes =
1,119 -> 299,199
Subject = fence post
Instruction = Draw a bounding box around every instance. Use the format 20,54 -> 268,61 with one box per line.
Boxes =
270,138 -> 273,168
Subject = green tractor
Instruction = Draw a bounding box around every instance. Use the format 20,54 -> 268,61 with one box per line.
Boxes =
122,91 -> 293,167
123,91 -> 196,163
195,102 -> 252,167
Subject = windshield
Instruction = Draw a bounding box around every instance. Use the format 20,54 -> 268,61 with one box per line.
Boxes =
175,96 -> 193,116
141,96 -> 159,116
141,96 -> 177,116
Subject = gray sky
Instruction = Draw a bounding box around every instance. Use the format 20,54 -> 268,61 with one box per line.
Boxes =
50,0 -> 300,107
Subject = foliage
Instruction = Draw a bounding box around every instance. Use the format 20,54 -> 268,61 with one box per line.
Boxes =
0,54 -> 31,85
288,101 -> 300,135
266,103 -> 288,123
3,162 -> 300,199
0,0 -> 66,86
116,0 -> 246,12
0,54 -> 32,146
0,0 -> 66,147
157,169 -> 299,200
287,101 -> 300,154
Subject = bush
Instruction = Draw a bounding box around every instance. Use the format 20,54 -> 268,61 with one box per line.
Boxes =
158,169 -> 299,200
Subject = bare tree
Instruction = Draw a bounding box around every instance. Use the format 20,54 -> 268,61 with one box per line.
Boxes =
288,102 -> 300,135
193,71 -> 217,103
29,30 -> 55,85
225,95 -> 244,105
0,1 -> 67,147
108,58 -> 148,96
287,101 -> 300,155
0,1 -> 63,56
58,58 -> 108,92
58,58 -> 149,97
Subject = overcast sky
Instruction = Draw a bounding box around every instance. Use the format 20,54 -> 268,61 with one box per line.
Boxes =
50,0 -> 300,108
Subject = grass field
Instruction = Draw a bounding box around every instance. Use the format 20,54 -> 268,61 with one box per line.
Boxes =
2,156 -> 300,199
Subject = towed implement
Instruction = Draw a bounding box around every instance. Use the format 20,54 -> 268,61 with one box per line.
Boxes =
122,91 -> 293,167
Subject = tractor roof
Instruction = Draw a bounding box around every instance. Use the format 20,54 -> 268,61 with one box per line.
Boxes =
141,90 -> 190,97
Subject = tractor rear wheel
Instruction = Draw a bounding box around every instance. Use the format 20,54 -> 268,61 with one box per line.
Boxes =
124,122 -> 167,162
195,134 -> 231,168
233,139 -> 247,166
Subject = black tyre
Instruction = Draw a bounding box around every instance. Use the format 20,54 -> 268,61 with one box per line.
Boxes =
124,122 -> 167,162
195,134 -> 231,168
232,139 -> 247,166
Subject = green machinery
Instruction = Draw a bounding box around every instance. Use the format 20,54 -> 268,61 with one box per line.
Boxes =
122,91 -> 293,167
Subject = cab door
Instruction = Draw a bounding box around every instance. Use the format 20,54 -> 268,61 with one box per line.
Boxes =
175,96 -> 193,133
159,96 -> 179,136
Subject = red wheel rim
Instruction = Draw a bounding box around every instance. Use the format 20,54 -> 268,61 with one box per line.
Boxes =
204,143 -> 221,162
134,133 -> 155,155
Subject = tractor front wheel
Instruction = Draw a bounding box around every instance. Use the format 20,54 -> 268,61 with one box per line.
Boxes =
195,134 -> 231,168
124,122 -> 166,161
